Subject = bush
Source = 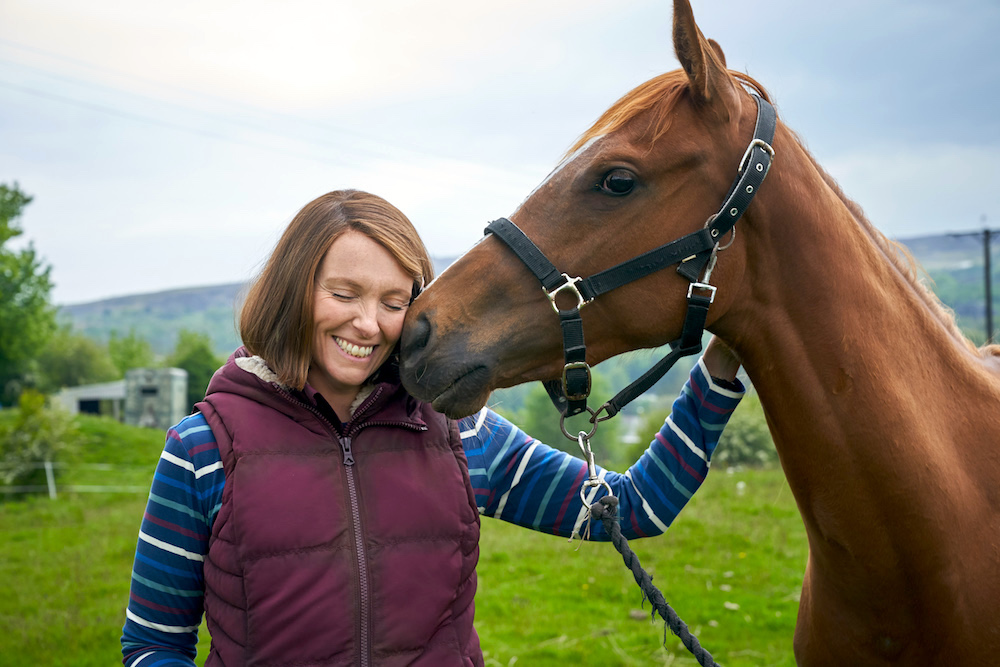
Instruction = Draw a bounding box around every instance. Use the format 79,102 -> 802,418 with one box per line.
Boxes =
714,391 -> 777,467
634,388 -> 777,468
0,390 -> 84,488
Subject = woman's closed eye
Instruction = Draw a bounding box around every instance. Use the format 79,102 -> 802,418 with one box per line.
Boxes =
382,301 -> 409,312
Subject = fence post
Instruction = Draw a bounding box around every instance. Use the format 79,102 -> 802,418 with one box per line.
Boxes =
44,459 -> 57,500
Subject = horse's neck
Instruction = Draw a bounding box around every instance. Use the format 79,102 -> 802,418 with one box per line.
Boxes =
724,137 -> 1000,559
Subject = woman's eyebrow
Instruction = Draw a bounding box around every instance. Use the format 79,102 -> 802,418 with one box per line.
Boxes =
317,276 -> 361,289
318,277 -> 411,299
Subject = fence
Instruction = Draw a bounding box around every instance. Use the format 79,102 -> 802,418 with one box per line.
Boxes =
0,461 -> 148,498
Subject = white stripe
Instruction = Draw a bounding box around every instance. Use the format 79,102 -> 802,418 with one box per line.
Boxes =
130,651 -> 157,666
139,531 -> 204,562
160,450 -> 194,474
571,469 -> 609,540
494,441 -> 539,519
667,416 -> 707,462
126,608 -> 199,634
697,357 -> 744,398
460,407 -> 489,439
624,471 -> 670,533
195,461 -> 223,479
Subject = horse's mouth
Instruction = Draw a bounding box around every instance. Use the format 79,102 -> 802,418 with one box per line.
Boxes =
407,364 -> 493,419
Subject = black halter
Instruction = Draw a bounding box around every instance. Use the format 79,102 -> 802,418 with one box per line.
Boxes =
485,94 -> 776,423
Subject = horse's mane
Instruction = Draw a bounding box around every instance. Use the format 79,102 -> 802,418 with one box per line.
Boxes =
568,67 -> 1000,358
566,69 -> 770,157
798,137 -> 1000,356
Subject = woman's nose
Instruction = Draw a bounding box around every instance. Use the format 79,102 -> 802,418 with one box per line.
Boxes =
353,301 -> 380,337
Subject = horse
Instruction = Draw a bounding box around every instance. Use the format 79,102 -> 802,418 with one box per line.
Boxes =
398,0 -> 1000,664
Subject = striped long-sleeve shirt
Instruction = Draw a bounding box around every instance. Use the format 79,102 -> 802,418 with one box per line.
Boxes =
121,358 -> 742,666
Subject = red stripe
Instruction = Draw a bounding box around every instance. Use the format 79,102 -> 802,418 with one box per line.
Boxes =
553,466 -> 587,532
654,432 -> 704,483
630,509 -> 648,538
143,512 -> 208,541
187,441 -> 218,457
691,377 -> 732,414
130,591 -> 191,616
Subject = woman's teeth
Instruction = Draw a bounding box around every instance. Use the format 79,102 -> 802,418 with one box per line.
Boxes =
335,337 -> 373,358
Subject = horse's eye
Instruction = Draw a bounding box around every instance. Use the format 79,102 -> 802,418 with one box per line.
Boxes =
599,169 -> 636,196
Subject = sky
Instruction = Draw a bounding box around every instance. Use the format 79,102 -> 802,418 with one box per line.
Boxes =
1,0 -> 998,305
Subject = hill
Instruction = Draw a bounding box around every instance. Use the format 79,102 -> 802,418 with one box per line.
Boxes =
59,232 -> 999,360
59,257 -> 458,357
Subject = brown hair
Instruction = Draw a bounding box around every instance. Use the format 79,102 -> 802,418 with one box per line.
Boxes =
239,189 -> 434,389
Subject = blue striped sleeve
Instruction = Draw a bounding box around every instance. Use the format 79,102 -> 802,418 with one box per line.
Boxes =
460,356 -> 743,540
121,413 -> 225,667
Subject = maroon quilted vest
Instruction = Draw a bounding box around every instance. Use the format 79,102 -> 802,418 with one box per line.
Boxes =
197,349 -> 482,666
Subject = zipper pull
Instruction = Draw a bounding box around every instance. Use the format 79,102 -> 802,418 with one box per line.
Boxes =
339,436 -> 355,466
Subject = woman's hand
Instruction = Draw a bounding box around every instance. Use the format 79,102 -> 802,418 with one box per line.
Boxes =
703,335 -> 741,381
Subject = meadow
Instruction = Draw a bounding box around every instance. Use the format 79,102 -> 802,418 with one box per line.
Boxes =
0,414 -> 807,666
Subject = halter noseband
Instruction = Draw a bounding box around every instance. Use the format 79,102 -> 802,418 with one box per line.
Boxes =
484,94 -> 776,426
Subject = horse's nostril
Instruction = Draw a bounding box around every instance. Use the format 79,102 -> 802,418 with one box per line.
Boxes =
402,311 -> 432,356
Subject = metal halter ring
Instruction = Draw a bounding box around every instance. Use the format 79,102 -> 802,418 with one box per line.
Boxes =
545,274 -> 588,314
560,406 -> 599,440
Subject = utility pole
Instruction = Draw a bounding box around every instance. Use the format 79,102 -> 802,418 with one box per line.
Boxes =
951,216 -> 998,344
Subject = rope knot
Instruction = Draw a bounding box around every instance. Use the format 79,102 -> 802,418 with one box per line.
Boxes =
589,494 -> 619,521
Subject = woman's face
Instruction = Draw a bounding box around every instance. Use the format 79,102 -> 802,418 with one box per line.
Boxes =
308,230 -> 413,407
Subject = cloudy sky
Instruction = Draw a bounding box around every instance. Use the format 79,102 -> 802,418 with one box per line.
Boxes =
2,0 -> 997,305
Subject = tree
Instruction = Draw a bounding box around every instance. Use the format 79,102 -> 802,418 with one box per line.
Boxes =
108,328 -> 156,376
168,330 -> 222,411
35,326 -> 119,393
0,389 -> 83,488
499,370 -> 624,468
0,183 -> 56,403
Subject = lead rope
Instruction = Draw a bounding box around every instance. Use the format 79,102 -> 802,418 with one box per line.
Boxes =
577,432 -> 722,667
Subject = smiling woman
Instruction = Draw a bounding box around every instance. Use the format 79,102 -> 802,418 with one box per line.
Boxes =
118,188 -> 746,667
308,231 -> 414,417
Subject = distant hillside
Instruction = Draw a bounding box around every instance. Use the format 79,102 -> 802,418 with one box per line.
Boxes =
59,233 -> 999,358
897,232 -> 988,271
59,257 -> 458,357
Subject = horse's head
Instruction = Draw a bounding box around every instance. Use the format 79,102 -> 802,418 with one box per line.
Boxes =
401,0 -> 770,417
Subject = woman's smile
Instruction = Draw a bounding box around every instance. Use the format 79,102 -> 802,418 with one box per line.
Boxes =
334,336 -> 375,359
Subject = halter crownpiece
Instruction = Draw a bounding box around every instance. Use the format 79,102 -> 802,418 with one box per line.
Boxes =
486,94 -> 776,424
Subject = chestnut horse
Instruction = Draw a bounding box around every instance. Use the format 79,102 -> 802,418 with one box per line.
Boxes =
399,0 -> 1000,664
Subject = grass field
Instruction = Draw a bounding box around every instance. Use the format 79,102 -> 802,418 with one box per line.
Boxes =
0,414 -> 807,666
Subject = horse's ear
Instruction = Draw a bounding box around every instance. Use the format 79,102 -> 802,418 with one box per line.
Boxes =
707,39 -> 726,67
673,0 -> 739,119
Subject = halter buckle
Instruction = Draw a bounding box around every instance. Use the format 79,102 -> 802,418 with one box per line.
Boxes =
562,361 -> 592,402
739,138 -> 775,173
546,274 -> 588,314
687,282 -> 717,303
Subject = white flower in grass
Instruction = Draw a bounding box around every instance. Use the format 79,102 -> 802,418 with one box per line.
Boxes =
724,601 -> 740,610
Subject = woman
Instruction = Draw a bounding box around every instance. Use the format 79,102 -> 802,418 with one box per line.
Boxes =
121,190 -> 744,666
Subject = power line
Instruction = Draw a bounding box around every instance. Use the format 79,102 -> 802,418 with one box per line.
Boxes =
951,216 -> 998,344
0,40 -> 525,174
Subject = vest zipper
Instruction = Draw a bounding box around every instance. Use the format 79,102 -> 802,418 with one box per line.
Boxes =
273,384 -> 427,667
338,435 -> 370,667
339,406 -> 427,667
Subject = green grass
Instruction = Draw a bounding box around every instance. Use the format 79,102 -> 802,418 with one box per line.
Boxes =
0,414 -> 807,666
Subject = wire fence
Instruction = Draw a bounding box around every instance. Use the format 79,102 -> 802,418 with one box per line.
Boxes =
0,461 -> 148,498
